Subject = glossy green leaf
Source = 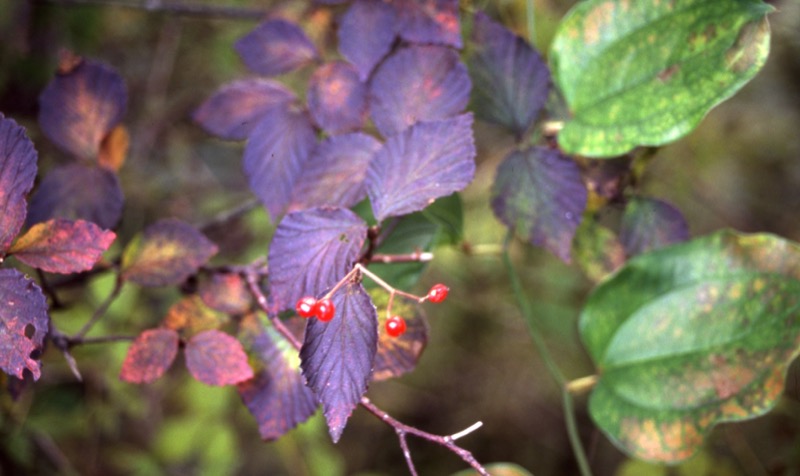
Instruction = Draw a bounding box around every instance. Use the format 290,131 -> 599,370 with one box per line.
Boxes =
551,0 -> 773,157
580,230 -> 800,462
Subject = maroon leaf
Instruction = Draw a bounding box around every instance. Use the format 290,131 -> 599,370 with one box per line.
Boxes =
268,207 -> 367,312
491,147 -> 587,262
307,61 -> 367,134
198,272 -> 252,315
289,133 -> 382,211
470,12 -> 551,136
193,78 -> 295,141
371,291 -> 428,381
243,105 -> 317,221
0,269 -> 49,380
396,0 -> 462,48
10,219 -> 115,274
121,218 -> 218,287
620,196 -> 690,257
119,328 -> 179,384
238,313 -> 317,440
38,58 -> 127,159
235,19 -> 319,77
26,164 -> 124,230
338,0 -> 398,80
369,45 -> 471,137
300,281 -> 378,442
366,114 -> 476,221
185,329 -> 254,386
0,115 -> 37,254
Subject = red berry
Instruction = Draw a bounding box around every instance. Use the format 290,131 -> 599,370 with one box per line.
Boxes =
427,283 -> 449,303
296,296 -> 317,318
313,299 -> 335,322
385,315 -> 407,337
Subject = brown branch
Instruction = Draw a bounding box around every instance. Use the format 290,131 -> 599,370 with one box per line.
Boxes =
35,0 -> 268,20
241,260 -> 488,476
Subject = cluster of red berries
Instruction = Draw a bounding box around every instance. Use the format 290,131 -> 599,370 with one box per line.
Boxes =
295,296 -> 335,322
294,283 -> 449,339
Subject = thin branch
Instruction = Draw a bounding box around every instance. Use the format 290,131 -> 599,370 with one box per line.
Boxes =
368,251 -> 433,264
36,0 -> 268,20
241,260 -> 488,475
36,269 -> 63,309
502,232 -> 593,476
198,198 -> 261,233
71,334 -> 136,345
72,275 -> 124,340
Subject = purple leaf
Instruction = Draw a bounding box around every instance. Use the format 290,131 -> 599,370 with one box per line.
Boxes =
235,19 -> 319,77
0,115 -> 37,254
185,329 -> 254,386
470,12 -> 551,136
369,45 -> 471,137
0,269 -> 49,380
243,105 -> 317,221
396,0 -> 462,48
289,133 -> 381,211
26,164 -> 124,230
300,281 -> 378,442
119,328 -> 180,384
620,196 -> 690,257
238,313 -> 317,440
491,147 -> 587,263
338,0 -> 398,80
193,78 -> 295,141
10,219 -> 116,274
268,207 -> 367,312
307,61 -> 367,134
38,59 -> 127,159
367,114 -> 475,221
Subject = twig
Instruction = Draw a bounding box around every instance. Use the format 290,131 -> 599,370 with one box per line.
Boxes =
35,0 -> 268,20
198,198 -> 261,232
70,334 -> 136,345
72,275 -> 124,340
566,375 -> 599,395
369,251 -> 433,264
36,269 -> 63,309
241,260 -> 489,475
502,232 -> 593,476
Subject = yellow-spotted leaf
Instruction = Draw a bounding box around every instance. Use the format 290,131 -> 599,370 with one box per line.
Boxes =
551,0 -> 773,157
121,219 -> 218,287
580,230 -> 800,462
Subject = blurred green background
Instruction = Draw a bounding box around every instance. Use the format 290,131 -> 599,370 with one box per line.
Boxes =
1,0 -> 800,474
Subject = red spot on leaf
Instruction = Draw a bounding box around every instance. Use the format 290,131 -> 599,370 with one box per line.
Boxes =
120,328 -> 179,384
10,219 -> 115,274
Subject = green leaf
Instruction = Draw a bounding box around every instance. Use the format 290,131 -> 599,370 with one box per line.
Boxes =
580,230 -> 800,462
572,216 -> 625,283
551,0 -> 773,157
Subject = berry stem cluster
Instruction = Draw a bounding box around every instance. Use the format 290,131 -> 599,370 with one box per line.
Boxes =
241,261 -> 486,476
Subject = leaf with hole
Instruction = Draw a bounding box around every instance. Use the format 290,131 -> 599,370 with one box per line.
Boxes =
119,328 -> 180,384
581,230 -> 800,463
243,105 -> 317,221
238,313 -> 317,440
469,12 -> 551,136
38,58 -> 127,159
26,164 -> 124,230
10,219 -> 115,274
300,281 -> 378,442
193,78 -> 295,141
0,115 -> 37,254
367,114 -> 475,222
369,45 -> 471,137
235,19 -> 319,77
268,207 -> 367,312
121,218 -> 218,286
491,147 -> 586,262
0,269 -> 49,380
289,133 -> 381,212
551,0 -> 773,157
185,329 -> 254,386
